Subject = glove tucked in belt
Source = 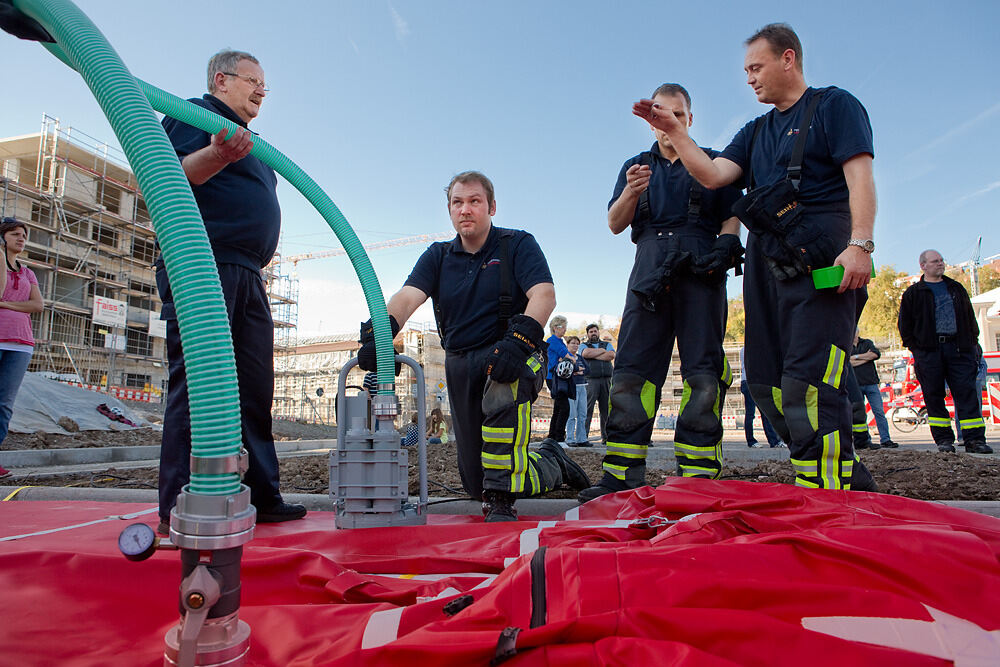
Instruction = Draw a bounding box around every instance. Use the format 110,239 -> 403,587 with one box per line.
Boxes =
630,248 -> 692,312
691,233 -> 744,282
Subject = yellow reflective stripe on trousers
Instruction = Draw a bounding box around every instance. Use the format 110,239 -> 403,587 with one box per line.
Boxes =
928,416 -> 951,427
721,356 -> 733,387
806,384 -> 819,431
510,402 -> 531,494
795,477 -> 820,489
852,424 -> 868,432
820,430 -> 842,489
791,458 -> 818,476
603,462 -> 627,480
680,464 -> 718,478
640,380 -> 656,418
607,441 -> 648,460
674,441 -> 719,460
526,451 -> 540,495
959,417 -> 985,428
481,452 -> 512,470
482,426 -> 514,443
771,386 -> 783,415
822,345 -> 846,388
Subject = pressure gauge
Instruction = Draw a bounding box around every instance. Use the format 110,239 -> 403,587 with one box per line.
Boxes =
118,523 -> 158,561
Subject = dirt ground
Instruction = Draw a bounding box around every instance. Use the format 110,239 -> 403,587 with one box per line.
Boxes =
7,421 -> 999,501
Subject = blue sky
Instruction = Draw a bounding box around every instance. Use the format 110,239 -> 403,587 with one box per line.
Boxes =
4,0 -> 998,335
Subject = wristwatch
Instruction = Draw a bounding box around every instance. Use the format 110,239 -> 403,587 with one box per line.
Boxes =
848,239 -> 875,254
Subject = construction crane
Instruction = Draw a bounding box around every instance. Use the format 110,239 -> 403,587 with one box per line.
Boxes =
971,236 -> 982,297
278,232 -> 454,266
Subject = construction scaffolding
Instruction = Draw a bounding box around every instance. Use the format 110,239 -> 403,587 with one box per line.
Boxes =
1,115 -> 303,402
1,115 -> 166,397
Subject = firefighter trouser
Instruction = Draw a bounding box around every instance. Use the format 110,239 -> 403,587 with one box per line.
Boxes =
743,207 -> 866,490
846,364 -> 873,449
912,342 -> 987,445
445,344 -> 561,500
602,240 -> 731,487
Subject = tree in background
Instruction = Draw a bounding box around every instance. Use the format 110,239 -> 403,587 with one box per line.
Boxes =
858,265 -> 908,345
725,297 -> 745,343
948,264 -> 1000,295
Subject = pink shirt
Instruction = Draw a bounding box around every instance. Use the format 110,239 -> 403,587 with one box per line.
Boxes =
0,264 -> 38,346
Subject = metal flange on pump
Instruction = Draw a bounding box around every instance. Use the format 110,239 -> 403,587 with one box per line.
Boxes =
4,0 -> 415,664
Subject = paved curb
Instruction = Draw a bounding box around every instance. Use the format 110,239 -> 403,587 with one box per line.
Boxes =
0,439 -> 334,468
2,486 -> 998,519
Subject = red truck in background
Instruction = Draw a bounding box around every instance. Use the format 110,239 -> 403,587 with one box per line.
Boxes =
884,350 -> 1000,431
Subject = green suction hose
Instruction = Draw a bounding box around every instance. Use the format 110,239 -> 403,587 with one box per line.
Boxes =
14,0 -> 243,495
38,36 -> 398,394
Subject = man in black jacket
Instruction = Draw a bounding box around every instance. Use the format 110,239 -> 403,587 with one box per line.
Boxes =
897,249 -> 990,453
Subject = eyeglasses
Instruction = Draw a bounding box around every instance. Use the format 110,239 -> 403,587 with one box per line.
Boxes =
222,72 -> 269,92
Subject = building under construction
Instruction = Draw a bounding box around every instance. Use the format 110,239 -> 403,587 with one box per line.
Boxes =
1,116 -> 168,397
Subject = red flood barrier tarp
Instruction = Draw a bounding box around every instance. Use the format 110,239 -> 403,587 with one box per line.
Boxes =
1,479 -> 999,665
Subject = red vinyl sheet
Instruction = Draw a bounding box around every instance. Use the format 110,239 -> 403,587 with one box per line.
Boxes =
1,480 -> 998,665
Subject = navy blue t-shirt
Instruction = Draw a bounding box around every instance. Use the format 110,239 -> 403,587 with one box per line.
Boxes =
404,225 -> 553,352
610,144 -> 742,243
720,87 -> 873,204
927,280 -> 957,335
160,95 -> 280,271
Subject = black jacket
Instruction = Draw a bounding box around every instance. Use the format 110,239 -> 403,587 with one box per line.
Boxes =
898,275 -> 979,350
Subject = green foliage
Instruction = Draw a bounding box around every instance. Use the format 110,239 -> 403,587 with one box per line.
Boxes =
858,265 -> 908,344
725,297 -> 745,343
950,265 -> 1000,295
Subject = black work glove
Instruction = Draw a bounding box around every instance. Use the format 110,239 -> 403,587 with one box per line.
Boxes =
691,234 -> 745,278
630,249 -> 691,312
484,314 -> 545,383
358,315 -> 400,373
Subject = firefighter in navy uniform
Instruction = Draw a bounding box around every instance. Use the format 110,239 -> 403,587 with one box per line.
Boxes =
358,171 -> 590,522
898,249 -> 991,453
633,24 -> 879,492
578,84 -> 744,502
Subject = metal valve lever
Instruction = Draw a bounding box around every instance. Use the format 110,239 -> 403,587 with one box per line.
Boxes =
176,565 -> 223,667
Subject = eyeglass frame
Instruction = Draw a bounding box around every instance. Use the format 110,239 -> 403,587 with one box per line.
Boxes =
221,72 -> 269,92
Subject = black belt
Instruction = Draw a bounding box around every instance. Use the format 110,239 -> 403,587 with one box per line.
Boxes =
937,335 -> 956,343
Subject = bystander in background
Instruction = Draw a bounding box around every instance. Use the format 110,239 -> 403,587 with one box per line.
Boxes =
0,218 -> 44,479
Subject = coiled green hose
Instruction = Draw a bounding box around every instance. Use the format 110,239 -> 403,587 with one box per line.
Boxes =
36,24 -> 397,394
15,0 -> 398,495
15,0 -> 243,495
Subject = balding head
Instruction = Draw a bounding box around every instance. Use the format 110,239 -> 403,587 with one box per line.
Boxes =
919,249 -> 946,282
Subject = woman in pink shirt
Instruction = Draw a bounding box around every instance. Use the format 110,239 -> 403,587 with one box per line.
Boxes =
0,218 -> 43,479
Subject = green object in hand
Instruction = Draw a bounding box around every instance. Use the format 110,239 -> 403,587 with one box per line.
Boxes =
812,260 -> 876,289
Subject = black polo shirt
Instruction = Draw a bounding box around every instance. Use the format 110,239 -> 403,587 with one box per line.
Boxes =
852,337 -> 881,386
159,94 -> 280,272
720,86 -> 873,204
609,143 -> 742,244
404,225 -> 552,352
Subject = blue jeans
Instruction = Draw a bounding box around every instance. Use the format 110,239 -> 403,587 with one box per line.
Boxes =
0,349 -> 33,445
859,383 -> 891,443
741,380 -> 780,446
566,383 -> 589,444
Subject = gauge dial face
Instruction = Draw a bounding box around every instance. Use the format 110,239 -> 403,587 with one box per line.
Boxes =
118,523 -> 157,561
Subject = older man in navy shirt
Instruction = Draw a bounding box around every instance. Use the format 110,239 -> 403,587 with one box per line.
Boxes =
156,50 -> 306,534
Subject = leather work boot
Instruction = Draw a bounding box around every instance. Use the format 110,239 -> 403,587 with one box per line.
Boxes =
538,438 -> 590,491
850,459 -> 879,492
880,440 -> 899,448
482,490 -> 518,522
257,501 -> 308,523
937,443 -> 956,453
577,472 -> 631,503
965,442 -> 994,454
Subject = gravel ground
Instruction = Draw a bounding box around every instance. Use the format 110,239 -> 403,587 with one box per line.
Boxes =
9,431 -> 1000,501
